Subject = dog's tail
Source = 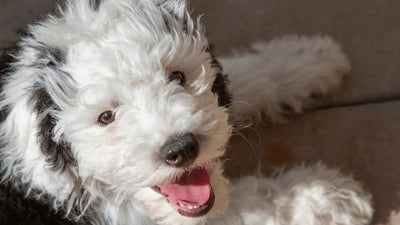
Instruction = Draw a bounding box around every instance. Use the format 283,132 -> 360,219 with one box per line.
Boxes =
219,35 -> 351,126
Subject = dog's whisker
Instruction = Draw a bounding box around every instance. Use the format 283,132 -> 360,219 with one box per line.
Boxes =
230,127 -> 258,157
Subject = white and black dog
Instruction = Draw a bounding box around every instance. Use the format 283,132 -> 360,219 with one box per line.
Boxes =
0,0 -> 373,224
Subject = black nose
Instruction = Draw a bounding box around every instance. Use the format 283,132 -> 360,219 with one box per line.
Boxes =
160,133 -> 199,167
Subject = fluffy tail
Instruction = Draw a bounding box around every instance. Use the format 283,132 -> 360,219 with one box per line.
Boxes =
221,35 -> 351,125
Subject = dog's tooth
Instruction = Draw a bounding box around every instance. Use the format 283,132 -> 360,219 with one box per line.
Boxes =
187,205 -> 193,210
178,202 -> 185,207
193,205 -> 199,209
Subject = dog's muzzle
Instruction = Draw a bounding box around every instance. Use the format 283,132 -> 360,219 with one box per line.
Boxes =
155,133 -> 216,217
160,132 -> 199,167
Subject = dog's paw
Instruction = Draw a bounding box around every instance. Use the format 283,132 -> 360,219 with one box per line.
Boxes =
222,35 -> 351,125
278,163 -> 373,225
214,163 -> 373,225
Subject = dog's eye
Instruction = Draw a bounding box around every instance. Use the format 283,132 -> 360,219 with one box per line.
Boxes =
168,71 -> 185,85
98,111 -> 115,125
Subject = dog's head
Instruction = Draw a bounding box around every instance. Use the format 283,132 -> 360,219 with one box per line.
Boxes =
0,0 -> 232,224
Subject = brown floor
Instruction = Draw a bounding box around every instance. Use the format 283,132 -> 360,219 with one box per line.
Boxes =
1,1 -> 400,224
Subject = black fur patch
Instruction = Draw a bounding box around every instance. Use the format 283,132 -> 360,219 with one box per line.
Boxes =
0,46 -> 18,74
32,87 -> 76,172
0,105 -> 10,122
0,182 -> 78,225
26,42 -> 66,69
207,46 -> 232,107
89,0 -> 102,10
212,71 -> 232,107
24,42 -> 77,172
45,47 -> 65,68
0,46 -> 18,122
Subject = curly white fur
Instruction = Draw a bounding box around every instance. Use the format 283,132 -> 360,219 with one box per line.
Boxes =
0,0 -> 372,225
213,164 -> 372,225
225,36 -> 351,124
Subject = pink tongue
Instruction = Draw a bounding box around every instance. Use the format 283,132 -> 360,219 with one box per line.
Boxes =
159,168 -> 211,206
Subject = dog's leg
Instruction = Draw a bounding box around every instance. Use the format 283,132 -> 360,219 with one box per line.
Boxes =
211,163 -> 373,225
221,35 -> 351,125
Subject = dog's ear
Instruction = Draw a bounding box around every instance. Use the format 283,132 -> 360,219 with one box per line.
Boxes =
31,87 -> 77,172
24,42 -> 78,172
211,60 -> 232,108
205,45 -> 232,108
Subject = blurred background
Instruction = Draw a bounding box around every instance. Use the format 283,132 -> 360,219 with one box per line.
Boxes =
1,1 -> 400,224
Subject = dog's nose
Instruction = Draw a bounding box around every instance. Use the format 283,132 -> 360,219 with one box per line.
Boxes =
160,133 -> 199,167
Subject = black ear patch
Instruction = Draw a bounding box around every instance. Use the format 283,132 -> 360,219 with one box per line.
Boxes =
211,70 -> 232,108
32,87 -> 76,172
209,54 -> 232,108
23,42 -> 77,172
206,45 -> 232,107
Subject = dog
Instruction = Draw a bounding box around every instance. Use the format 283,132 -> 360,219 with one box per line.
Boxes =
0,0 -> 373,224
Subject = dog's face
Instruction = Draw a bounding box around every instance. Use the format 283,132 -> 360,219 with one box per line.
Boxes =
0,0 -> 232,224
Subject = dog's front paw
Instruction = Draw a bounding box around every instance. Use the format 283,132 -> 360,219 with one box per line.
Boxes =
223,35 -> 351,124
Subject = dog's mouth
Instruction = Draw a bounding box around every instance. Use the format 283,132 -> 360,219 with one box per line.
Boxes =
152,167 -> 214,217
